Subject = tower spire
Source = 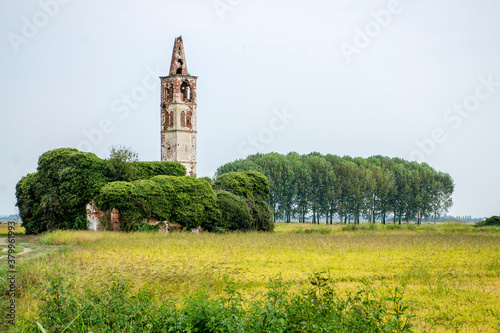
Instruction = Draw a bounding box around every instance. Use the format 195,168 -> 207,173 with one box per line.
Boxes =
169,36 -> 188,76
161,37 -> 198,176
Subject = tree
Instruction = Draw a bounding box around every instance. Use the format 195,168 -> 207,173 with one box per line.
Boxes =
214,152 -> 454,225
306,154 -> 335,224
288,152 -> 310,223
108,145 -> 139,181
430,172 -> 454,224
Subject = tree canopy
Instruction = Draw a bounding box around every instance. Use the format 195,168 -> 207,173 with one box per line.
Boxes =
215,153 -> 454,224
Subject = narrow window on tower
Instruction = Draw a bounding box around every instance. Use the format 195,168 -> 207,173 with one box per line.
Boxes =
180,81 -> 190,101
186,111 -> 192,129
181,111 -> 186,127
166,84 -> 173,102
176,59 -> 183,74
169,112 -> 174,127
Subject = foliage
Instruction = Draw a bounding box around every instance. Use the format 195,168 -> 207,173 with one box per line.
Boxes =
213,170 -> 269,201
15,148 -> 188,234
475,215 -> 500,227
24,273 -> 414,333
107,146 -> 186,181
198,176 -> 214,185
213,170 -> 273,231
248,198 -> 274,232
135,161 -> 186,179
16,148 -> 109,234
216,191 -> 252,231
96,176 -> 219,231
152,176 -> 220,231
215,153 -> 454,225
107,145 -> 139,181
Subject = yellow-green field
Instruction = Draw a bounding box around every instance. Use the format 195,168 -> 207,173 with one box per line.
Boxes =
0,222 -> 25,236
4,223 -> 500,332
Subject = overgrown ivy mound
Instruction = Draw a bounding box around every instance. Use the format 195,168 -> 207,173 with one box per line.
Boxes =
213,170 -> 273,231
475,215 -> 500,227
97,176 -> 220,232
216,191 -> 252,232
16,148 -> 274,234
16,148 -> 109,234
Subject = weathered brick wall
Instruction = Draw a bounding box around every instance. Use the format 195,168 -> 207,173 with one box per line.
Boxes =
86,201 -> 121,231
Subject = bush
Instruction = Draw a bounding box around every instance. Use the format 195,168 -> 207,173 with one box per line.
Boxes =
213,170 -> 269,201
475,215 -> 500,227
248,198 -> 274,232
96,176 -> 219,231
135,161 -> 186,179
216,191 -> 252,231
16,148 -> 109,234
214,171 -> 273,232
29,273 -> 415,333
151,176 -> 220,230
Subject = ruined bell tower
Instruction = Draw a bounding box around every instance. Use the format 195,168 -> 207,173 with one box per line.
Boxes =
160,36 -> 197,175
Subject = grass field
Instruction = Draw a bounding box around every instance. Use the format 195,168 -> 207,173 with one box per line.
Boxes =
2,222 -> 500,332
0,222 -> 25,236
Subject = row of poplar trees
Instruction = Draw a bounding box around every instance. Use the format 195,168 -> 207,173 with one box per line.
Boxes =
215,153 -> 454,224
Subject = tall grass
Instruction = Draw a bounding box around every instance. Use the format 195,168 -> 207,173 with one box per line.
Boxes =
4,223 -> 500,332
17,272 -> 414,333
0,223 -> 25,236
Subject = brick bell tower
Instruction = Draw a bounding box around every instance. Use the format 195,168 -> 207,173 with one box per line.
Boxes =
160,36 -> 197,175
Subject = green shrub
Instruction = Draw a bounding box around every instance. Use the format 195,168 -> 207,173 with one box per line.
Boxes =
213,170 -> 273,232
27,273 -> 415,333
213,170 -> 269,201
216,191 -> 252,231
16,148 -> 109,234
342,224 -> 358,231
15,173 -> 44,235
96,176 -> 219,231
475,215 -> 500,227
151,176 -> 220,230
198,176 -> 214,185
135,161 -> 186,179
248,198 -> 274,232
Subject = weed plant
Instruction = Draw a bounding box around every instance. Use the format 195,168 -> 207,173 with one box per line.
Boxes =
18,273 -> 413,333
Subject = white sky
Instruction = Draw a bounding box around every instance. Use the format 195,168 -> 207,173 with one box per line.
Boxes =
1,0 -> 499,217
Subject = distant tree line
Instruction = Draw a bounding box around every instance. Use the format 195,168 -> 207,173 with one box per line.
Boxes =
215,153 -> 454,225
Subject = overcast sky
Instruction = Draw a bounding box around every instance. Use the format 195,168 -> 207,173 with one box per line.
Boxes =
1,0 -> 499,217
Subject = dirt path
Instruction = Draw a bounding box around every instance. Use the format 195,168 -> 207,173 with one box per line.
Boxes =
0,237 -> 33,259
